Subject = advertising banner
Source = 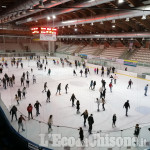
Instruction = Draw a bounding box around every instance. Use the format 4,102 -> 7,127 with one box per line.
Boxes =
124,60 -> 137,67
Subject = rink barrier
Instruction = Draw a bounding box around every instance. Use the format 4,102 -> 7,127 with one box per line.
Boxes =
0,94 -> 52,150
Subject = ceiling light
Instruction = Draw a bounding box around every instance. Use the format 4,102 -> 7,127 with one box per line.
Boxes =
142,37 -> 145,40
47,16 -> 50,20
142,15 -> 146,20
36,20 -> 38,22
121,38 -> 123,40
62,26 -> 64,28
118,0 -> 124,4
112,25 -> 115,28
82,24 -> 84,26
75,28 -> 77,31
52,15 -> 56,19
100,21 -> 103,24
29,6 -> 34,11
126,18 -> 129,21
68,25 -> 70,28
112,20 -> 115,23
1,6 -> 7,8
91,22 -> 94,26
75,24 -> 77,27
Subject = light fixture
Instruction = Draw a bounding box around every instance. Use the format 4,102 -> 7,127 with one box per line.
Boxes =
118,0 -> 124,4
47,16 -> 50,20
142,37 -> 145,40
29,6 -> 34,11
1,6 -> 7,8
75,28 -> 77,31
121,38 -> 123,40
126,18 -> 129,22
52,15 -> 56,19
82,24 -> 84,26
100,21 -> 103,24
142,15 -> 146,20
22,10 -> 26,15
68,25 -> 70,28
91,22 -> 94,26
62,26 -> 64,28
75,24 -> 77,27
35,20 -> 38,22
112,25 -> 115,28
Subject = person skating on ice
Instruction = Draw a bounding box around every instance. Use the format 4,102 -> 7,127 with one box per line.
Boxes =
134,124 -> 141,145
102,98 -> 105,111
127,79 -> 133,89
70,93 -> 77,107
81,110 -> 88,127
56,83 -> 61,95
85,68 -> 88,78
47,89 -> 51,102
109,82 -> 113,92
102,88 -> 106,99
76,100 -> 80,114
10,105 -> 17,122
65,84 -> 69,94
89,80 -> 93,90
112,114 -> 117,127
15,94 -> 19,105
92,81 -> 96,90
48,115 -> 53,132
26,78 -> 30,88
17,89 -> 22,100
80,69 -> 83,77
96,68 -> 99,74
99,86 -> 103,98
48,68 -> 51,75
18,115 -> 25,132
42,82 -> 47,92
22,87 -> 26,98
27,103 -> 33,120
110,75 -> 114,83
144,84 -> 148,96
96,98 -> 101,112
123,100 -> 130,117
73,70 -> 77,76
34,100 -> 41,116
33,75 -> 36,84
88,114 -> 94,134
79,127 -> 84,145
113,74 -> 118,84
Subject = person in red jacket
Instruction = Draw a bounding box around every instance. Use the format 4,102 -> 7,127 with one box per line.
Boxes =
109,82 -> 113,92
27,103 -> 33,120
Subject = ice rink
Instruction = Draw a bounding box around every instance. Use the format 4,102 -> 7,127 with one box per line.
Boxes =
0,57 -> 150,150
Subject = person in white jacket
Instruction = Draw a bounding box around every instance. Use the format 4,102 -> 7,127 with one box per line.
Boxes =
113,74 -> 118,84
99,87 -> 103,98
48,115 -> 53,132
96,98 -> 101,112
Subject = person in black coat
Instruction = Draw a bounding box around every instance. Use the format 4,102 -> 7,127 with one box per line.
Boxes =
70,93 -> 77,107
56,83 -> 61,95
81,110 -> 88,127
10,105 -> 17,121
47,89 -> 51,102
92,81 -> 96,90
88,114 -> 94,134
80,70 -> 83,77
34,101 -> 41,116
17,89 -> 22,100
112,114 -> 117,127
76,100 -> 80,114
65,84 -> 69,94
79,127 -> 84,145
134,124 -> 141,145
102,88 -> 106,99
123,100 -> 130,116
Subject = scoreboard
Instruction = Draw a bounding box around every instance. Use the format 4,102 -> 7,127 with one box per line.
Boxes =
31,27 -> 57,41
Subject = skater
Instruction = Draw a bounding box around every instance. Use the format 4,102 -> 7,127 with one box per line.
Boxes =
81,110 -> 88,127
73,70 -> 77,76
21,76 -> 24,86
94,68 -> 96,74
79,127 -> 84,145
107,68 -> 110,77
110,75 -> 114,83
96,68 -> 99,74
102,98 -> 105,111
127,79 -> 133,89
112,67 -> 115,73
48,68 -> 51,75
27,104 -> 33,120
109,82 -> 113,92
48,115 -> 53,132
33,75 -> 36,84
76,100 -> 80,114
123,100 -> 130,116
47,89 -> 51,102
70,93 -> 77,107
42,82 -> 47,92
31,68 -> 33,73
26,78 -> 30,88
102,80 -> 106,89
134,124 -> 141,145
112,114 -> 117,127
56,83 -> 61,95
15,94 -> 19,105
17,89 -> 22,100
89,80 -> 93,90
18,115 -> 25,132
34,100 -> 41,116
26,71 -> 29,79
88,114 -> 94,134
144,84 -> 148,96
102,88 -> 106,99
96,98 -> 101,112
85,68 -> 88,78
80,69 -> 83,77
10,105 -> 17,122
22,87 -> 26,98
99,86 -> 103,98
65,84 -> 69,94
92,81 -> 96,90
114,74 -> 118,84
21,63 -> 23,68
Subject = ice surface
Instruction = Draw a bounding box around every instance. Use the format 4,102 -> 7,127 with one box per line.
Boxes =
0,57 -> 150,150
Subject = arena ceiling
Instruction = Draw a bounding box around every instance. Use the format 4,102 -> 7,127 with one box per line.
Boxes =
0,0 -> 150,41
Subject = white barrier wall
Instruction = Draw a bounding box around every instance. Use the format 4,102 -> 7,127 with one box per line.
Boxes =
117,70 -> 138,77
146,75 -> 150,80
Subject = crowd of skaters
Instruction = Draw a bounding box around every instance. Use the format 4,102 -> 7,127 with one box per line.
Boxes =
0,56 -> 148,146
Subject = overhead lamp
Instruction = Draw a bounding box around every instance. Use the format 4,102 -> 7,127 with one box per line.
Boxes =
126,18 -> 129,22
75,24 -> 77,27
100,21 -> 103,24
29,6 -> 34,11
121,38 -> 123,40
68,25 -> 70,28
62,26 -> 64,28
142,37 -> 145,40
47,16 -> 50,20
75,28 -> 77,31
91,22 -> 94,26
82,24 -> 84,26
112,25 -> 115,28
35,20 -> 38,22
118,0 -> 124,4
52,15 -> 56,19
142,15 -> 146,20
1,6 -> 7,8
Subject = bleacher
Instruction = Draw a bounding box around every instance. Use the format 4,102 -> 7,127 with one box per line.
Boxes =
56,44 -> 71,53
23,43 -> 44,52
131,48 -> 150,63
100,47 -> 126,59
0,43 -> 22,52
65,45 -> 80,55
79,46 -> 99,55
